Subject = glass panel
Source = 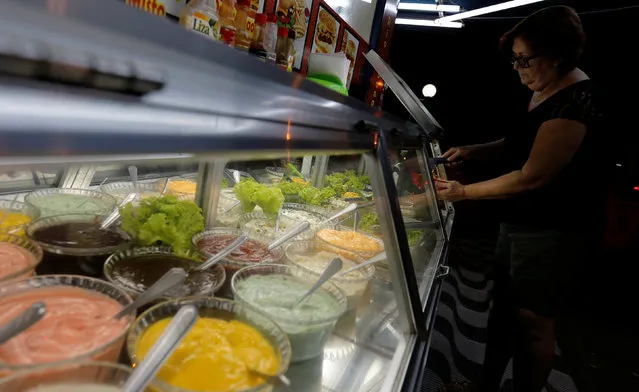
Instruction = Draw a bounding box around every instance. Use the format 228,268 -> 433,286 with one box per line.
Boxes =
211,153 -> 406,391
0,168 -> 61,195
388,148 -> 445,308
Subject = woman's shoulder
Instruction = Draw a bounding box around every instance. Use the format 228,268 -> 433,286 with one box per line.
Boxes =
548,80 -> 604,124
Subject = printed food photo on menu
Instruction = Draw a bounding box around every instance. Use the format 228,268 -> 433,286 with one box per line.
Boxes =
340,29 -> 360,88
312,7 -> 339,54
276,0 -> 311,70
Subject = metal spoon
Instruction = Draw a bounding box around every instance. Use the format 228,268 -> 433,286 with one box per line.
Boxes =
161,178 -> 171,195
274,211 -> 282,233
122,305 -> 198,392
113,268 -> 187,320
100,192 -> 137,230
320,203 -> 358,225
194,234 -> 248,272
0,302 -> 46,345
247,367 -> 291,388
128,166 -> 139,196
338,251 -> 386,277
291,257 -> 342,309
222,200 -> 241,213
267,221 -> 310,251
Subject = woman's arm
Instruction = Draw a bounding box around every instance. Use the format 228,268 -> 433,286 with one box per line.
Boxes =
443,138 -> 505,163
437,119 -> 586,201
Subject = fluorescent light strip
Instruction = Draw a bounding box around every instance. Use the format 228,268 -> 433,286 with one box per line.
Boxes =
398,3 -> 461,12
395,18 -> 463,28
437,0 -> 545,22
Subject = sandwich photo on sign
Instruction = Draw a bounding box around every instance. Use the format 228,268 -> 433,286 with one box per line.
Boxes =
340,29 -> 360,88
276,0 -> 311,70
312,6 -> 339,54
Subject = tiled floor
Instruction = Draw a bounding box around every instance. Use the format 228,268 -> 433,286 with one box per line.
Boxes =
418,215 -> 639,392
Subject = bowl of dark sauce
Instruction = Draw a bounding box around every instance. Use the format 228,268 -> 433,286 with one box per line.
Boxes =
26,214 -> 131,276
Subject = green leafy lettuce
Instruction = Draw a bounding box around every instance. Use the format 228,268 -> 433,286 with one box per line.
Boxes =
233,179 -> 284,217
120,195 -> 204,259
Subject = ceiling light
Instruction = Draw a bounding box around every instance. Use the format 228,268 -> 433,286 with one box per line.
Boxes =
395,18 -> 463,28
398,3 -> 461,12
436,0 -> 545,23
422,84 -> 437,97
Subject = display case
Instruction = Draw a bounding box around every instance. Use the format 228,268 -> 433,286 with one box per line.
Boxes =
0,1 -> 450,391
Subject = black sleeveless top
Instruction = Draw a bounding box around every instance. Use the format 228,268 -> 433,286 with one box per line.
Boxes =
502,80 -> 606,230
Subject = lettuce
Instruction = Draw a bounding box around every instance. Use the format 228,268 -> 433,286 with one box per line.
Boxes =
233,178 -> 284,216
120,195 -> 204,259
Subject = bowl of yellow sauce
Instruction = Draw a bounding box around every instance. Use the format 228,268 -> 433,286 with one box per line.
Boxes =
162,179 -> 197,201
127,297 -> 291,392
0,200 -> 40,236
315,225 -> 384,260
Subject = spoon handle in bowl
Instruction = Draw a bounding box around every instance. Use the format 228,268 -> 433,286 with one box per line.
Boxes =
100,192 -> 137,230
113,268 -> 187,320
292,257 -> 343,309
322,203 -> 358,225
338,251 -> 386,277
122,305 -> 198,392
0,302 -> 46,345
268,221 -> 310,251
196,234 -> 249,271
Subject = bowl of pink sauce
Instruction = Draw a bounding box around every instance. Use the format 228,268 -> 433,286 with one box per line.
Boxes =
0,233 -> 43,284
0,275 -> 134,378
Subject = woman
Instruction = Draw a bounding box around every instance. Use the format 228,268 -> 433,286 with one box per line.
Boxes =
437,6 -> 605,392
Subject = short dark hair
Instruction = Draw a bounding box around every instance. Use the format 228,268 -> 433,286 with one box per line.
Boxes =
500,6 -> 586,74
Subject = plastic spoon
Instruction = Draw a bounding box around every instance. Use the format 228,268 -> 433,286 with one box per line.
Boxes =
320,203 -> 358,225
128,166 -> 139,196
223,200 -> 241,213
0,302 -> 46,345
100,192 -> 137,230
291,257 -> 342,309
113,268 -> 187,320
267,221 -> 310,251
338,251 -> 386,277
122,305 -> 198,392
194,234 -> 248,272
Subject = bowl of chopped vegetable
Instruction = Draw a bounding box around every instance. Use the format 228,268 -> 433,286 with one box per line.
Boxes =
119,195 -> 205,260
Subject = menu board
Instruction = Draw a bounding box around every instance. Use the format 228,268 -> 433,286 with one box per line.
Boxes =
339,28 -> 360,88
125,0 -> 187,17
310,5 -> 340,54
275,0 -> 312,70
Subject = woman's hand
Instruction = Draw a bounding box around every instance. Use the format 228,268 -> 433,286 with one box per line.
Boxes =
435,180 -> 467,201
442,146 -> 474,165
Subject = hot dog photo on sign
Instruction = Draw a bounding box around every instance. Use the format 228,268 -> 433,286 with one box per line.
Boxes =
340,29 -> 360,88
311,6 -> 339,54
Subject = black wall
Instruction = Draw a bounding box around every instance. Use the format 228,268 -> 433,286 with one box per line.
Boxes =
387,0 -> 639,154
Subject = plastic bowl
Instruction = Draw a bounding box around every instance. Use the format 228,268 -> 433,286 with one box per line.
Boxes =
0,199 -> 40,235
127,296 -> 291,392
192,228 -> 283,297
24,188 -> 117,217
239,206 -> 332,243
216,189 -> 241,227
26,213 -> 132,276
0,361 -> 174,391
232,264 -> 347,362
162,179 -> 197,200
104,246 -> 226,299
100,182 -> 161,202
0,275 -> 134,378
314,225 -> 384,260
284,240 -> 374,309
0,233 -> 43,284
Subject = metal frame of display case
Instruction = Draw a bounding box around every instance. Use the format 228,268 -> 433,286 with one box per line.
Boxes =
0,1 -> 451,390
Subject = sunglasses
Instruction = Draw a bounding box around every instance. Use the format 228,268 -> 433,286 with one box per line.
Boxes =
511,54 -> 540,68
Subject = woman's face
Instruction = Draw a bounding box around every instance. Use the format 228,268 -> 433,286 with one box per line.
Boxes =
512,37 -> 558,92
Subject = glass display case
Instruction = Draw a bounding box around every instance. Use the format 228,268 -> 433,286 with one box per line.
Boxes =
0,1 -> 451,391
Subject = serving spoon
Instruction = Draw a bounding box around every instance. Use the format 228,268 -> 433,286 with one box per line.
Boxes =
320,203 -> 358,226
122,305 -> 198,392
100,192 -> 137,230
0,302 -> 46,345
291,257 -> 342,309
113,268 -> 187,320
337,251 -> 386,277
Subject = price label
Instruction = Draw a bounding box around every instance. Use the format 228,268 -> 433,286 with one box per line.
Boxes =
245,16 -> 256,36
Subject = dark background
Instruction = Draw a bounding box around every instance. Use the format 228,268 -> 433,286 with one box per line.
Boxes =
385,2 -> 639,389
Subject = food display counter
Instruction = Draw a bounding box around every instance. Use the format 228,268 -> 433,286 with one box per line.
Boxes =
0,1 -> 451,391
